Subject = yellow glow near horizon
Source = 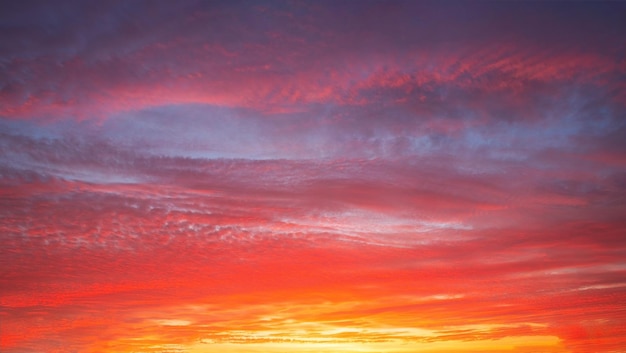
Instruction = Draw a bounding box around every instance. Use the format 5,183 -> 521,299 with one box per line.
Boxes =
185,335 -> 566,353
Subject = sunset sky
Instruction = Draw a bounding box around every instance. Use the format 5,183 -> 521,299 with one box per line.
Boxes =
1,1 -> 626,352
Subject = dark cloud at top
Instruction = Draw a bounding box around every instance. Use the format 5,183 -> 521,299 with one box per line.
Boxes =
1,0 -> 624,119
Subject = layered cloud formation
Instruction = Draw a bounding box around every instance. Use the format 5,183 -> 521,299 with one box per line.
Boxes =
1,1 -> 625,353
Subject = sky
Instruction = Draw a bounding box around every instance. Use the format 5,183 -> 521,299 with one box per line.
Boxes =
1,1 -> 625,352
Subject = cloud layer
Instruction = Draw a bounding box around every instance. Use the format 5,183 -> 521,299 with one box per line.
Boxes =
1,1 -> 625,353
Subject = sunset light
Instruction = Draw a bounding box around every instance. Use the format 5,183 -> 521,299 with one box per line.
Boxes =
1,1 -> 625,353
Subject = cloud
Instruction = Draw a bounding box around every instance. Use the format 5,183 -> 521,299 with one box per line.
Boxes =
2,1 -> 626,353
1,1 -> 624,122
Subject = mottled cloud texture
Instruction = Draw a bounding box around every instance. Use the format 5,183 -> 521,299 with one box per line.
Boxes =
1,1 -> 625,352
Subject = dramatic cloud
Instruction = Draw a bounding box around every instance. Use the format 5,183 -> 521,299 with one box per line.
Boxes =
1,1 -> 625,353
